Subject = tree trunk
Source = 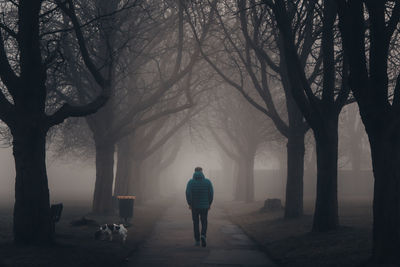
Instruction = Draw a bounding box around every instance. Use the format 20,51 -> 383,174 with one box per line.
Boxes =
92,139 -> 115,214
220,155 -> 235,199
284,132 -> 305,218
244,153 -> 255,203
234,159 -> 247,201
312,125 -> 339,232
128,160 -> 143,203
114,138 -> 131,196
351,137 -> 362,172
140,166 -> 151,202
282,62 -> 307,218
369,137 -> 400,264
12,126 -> 52,244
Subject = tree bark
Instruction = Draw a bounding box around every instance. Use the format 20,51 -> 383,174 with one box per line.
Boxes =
369,137 -> 400,264
87,99 -> 116,214
92,139 -> 115,214
114,138 -> 131,196
281,51 -> 307,219
284,132 -> 305,218
312,124 -> 339,232
272,0 -> 344,226
12,126 -> 52,244
337,1 -> 400,263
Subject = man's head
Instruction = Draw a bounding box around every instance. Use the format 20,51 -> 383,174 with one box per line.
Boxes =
194,167 -> 203,172
193,167 -> 205,180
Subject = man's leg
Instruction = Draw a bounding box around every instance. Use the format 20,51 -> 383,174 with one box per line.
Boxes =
200,209 -> 208,247
192,209 -> 200,243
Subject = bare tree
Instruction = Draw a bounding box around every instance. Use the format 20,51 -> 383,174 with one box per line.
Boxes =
236,0 -> 313,217
337,0 -> 400,263
0,0 -> 112,244
266,0 -> 351,231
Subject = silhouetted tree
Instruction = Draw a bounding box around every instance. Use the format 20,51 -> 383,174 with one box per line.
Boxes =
0,0 -> 110,244
237,0 -> 312,218
267,0 -> 351,231
337,0 -> 400,263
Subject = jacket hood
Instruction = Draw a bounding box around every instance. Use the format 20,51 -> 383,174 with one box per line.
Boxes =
192,171 -> 205,180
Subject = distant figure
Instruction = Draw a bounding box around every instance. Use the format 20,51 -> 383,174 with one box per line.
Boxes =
185,167 -> 214,247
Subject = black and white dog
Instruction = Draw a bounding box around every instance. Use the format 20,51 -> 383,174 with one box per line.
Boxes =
95,223 -> 128,243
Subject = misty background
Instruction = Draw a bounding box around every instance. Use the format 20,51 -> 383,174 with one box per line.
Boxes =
0,104 -> 373,206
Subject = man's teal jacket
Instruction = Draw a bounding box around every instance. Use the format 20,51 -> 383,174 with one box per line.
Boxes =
186,171 -> 214,209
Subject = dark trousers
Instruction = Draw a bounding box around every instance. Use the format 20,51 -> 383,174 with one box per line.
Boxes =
191,208 -> 208,241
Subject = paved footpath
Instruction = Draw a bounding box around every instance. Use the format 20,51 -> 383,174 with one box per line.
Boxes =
124,199 -> 277,267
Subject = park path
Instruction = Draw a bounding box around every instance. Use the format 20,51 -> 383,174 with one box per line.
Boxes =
124,199 -> 276,267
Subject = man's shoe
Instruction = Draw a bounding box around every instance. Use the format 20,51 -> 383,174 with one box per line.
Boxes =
201,235 -> 206,247
195,240 -> 200,246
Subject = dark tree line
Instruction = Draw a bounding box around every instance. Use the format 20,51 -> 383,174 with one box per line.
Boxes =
189,0 -> 400,264
0,0 -> 115,244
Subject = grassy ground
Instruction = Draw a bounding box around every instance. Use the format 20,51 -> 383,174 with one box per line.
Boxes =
0,199 -> 168,267
223,198 -> 379,267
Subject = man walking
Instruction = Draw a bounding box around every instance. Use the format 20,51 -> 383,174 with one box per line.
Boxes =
186,167 -> 214,247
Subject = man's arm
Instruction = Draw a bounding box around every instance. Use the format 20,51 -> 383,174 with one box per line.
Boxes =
186,180 -> 192,207
208,180 -> 214,206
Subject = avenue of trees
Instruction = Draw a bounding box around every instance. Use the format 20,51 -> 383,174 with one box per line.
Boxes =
192,0 -> 399,263
0,0 -> 399,265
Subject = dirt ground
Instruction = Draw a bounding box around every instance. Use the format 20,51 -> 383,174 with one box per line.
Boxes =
223,198 -> 380,267
0,199 -> 169,267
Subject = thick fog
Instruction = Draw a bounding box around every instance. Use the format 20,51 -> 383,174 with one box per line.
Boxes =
3,1 -> 400,265
0,103 -> 373,208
